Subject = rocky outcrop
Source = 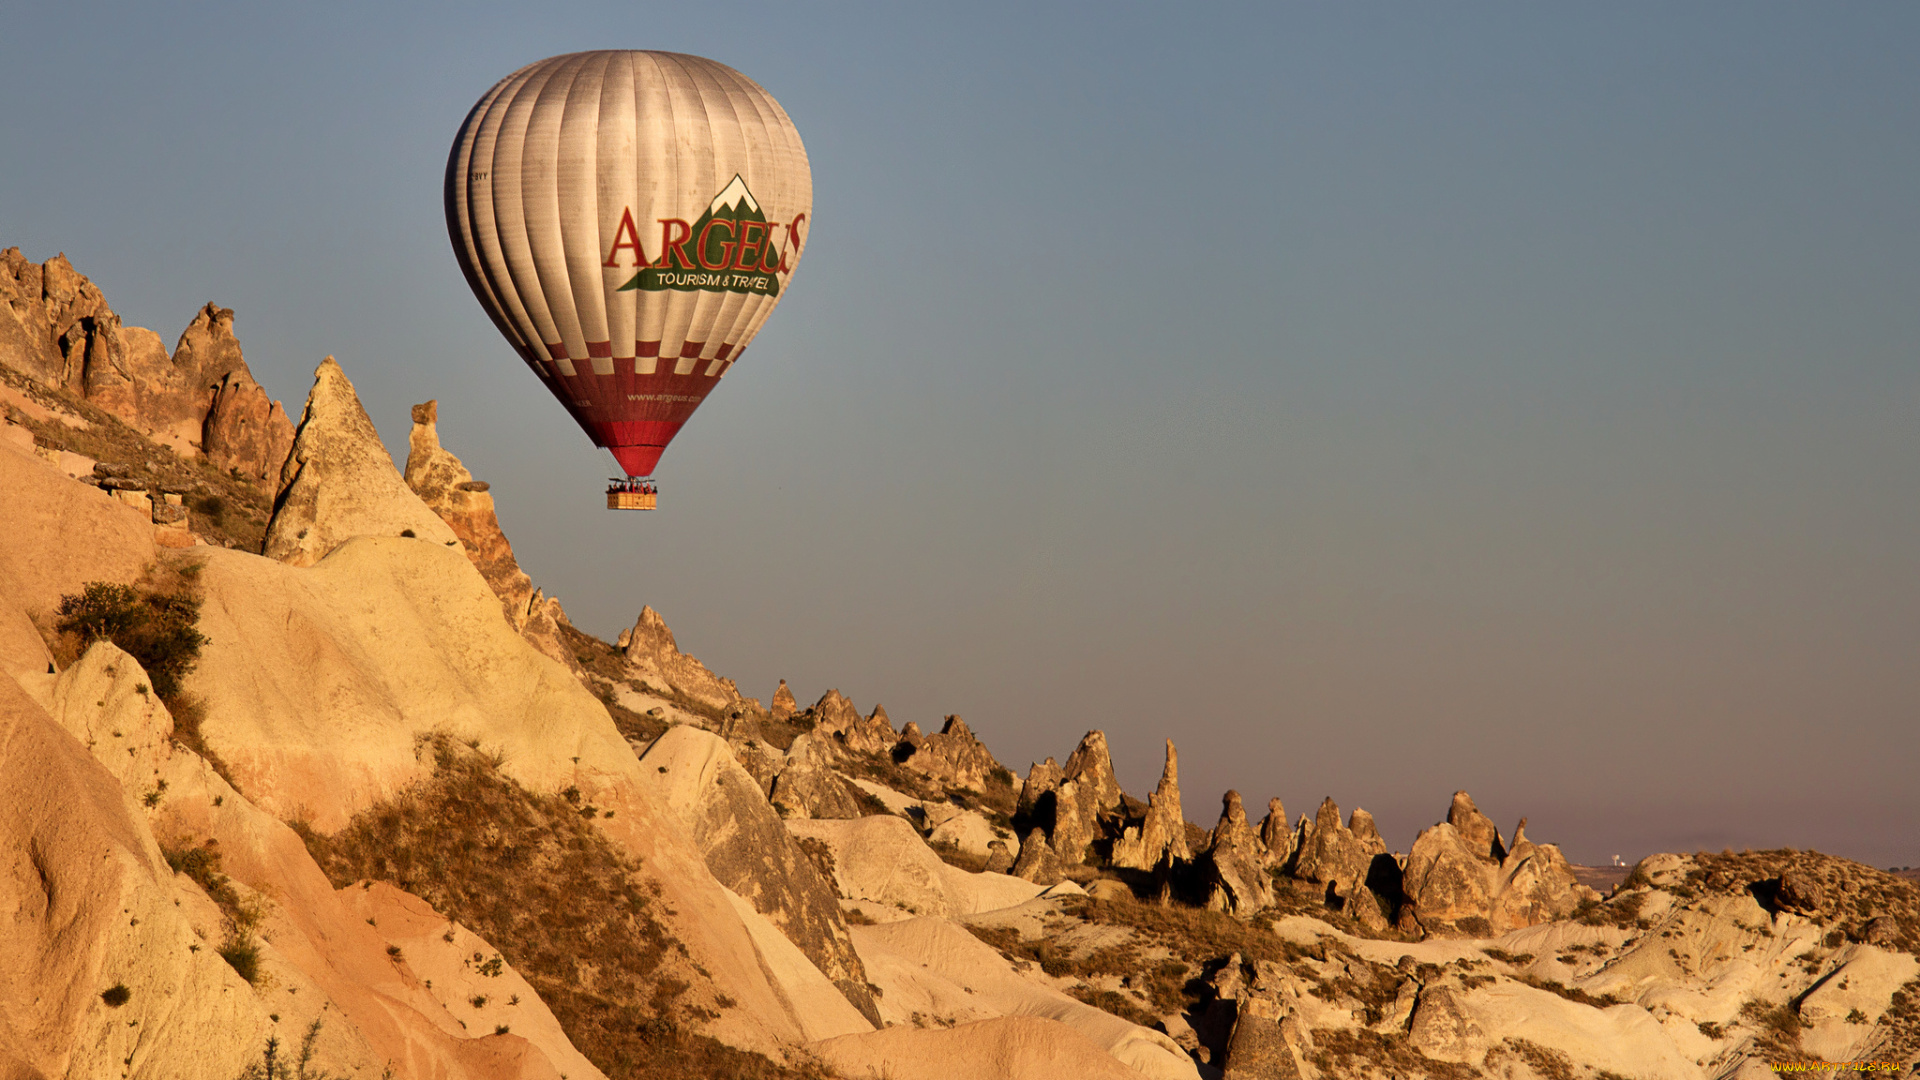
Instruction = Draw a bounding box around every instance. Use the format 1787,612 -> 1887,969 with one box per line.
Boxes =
1291,798 -> 1390,923
809,1015 -> 1145,1080
637,726 -> 880,1025
186,535 -> 868,1054
1059,730 -> 1123,816
769,732 -> 867,819
1112,740 -> 1190,871
1012,827 -> 1067,887
1447,790 -> 1505,862
1201,791 -> 1274,916
203,366 -> 295,484
788,816 -> 1044,920
1402,794 -> 1591,936
897,715 -> 1005,794
403,399 -> 571,664
813,693 -> 897,756
1258,798 -> 1292,862
1018,757 -> 1064,814
620,605 -> 742,713
1486,820 -> 1593,931
0,251 -> 291,477
262,357 -> 459,567
1041,730 -> 1125,864
770,679 -> 798,721
17,641 -> 602,1078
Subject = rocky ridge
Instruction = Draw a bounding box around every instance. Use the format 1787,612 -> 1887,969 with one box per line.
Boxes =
3,257 -> 1917,1080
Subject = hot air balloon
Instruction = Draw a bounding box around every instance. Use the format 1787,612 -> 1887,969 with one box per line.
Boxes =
445,51 -> 812,510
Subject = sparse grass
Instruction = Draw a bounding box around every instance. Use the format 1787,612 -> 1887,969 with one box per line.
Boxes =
1309,1027 -> 1475,1080
1741,997 -> 1804,1059
162,839 -> 265,984
294,735 -> 827,1079
101,984 -> 131,1007
1487,1038 -> 1577,1080
1482,948 -> 1534,966
1578,888 -> 1650,930
1515,973 -> 1622,1009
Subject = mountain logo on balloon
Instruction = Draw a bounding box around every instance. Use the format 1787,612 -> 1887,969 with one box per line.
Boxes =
613,175 -> 793,298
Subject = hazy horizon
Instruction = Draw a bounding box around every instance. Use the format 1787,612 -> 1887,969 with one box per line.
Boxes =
5,3 -> 1917,867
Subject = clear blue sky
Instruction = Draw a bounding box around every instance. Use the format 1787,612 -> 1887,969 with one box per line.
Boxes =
6,3 -> 1917,866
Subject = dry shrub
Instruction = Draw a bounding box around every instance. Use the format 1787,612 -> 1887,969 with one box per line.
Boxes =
1310,1028 -> 1475,1080
296,736 -> 827,1079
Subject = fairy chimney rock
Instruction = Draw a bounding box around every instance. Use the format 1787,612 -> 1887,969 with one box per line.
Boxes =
262,357 -> 460,567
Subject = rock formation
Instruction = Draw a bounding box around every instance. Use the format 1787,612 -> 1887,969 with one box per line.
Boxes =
620,604 -> 743,713
0,251 -> 291,479
897,715 -> 1005,794
262,357 -> 460,566
1018,756 -> 1064,814
812,693 -> 897,756
1291,797 -> 1389,922
637,726 -> 881,1025
771,678 -> 797,720
769,731 -> 867,819
1059,729 -> 1124,815
1401,793 -> 1593,936
1112,739 -> 1190,871
1258,797 -> 1292,862
403,399 -> 571,664
1011,826 -> 1068,887
1042,730 -> 1125,864
1200,791 -> 1275,916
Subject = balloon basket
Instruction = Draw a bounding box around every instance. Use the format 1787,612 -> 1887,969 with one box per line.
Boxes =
606,481 -> 658,511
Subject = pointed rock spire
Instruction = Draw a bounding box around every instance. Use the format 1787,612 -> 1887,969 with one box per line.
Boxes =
770,679 -> 797,721
263,357 -> 458,567
1113,739 -> 1191,870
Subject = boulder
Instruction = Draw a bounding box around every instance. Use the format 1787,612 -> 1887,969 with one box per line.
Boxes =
984,839 -> 1016,874
620,605 -> 741,714
898,715 -> 1005,794
262,357 -> 459,567
1111,739 -> 1190,871
1221,994 -> 1303,1080
769,731 -> 867,819
637,726 -> 881,1025
1201,791 -> 1275,916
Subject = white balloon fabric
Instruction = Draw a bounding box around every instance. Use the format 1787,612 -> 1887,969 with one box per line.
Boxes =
446,51 -> 812,478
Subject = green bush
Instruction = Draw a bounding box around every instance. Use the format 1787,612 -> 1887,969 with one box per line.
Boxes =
55,577 -> 208,698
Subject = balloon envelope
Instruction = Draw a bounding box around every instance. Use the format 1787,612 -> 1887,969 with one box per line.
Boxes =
446,51 -> 812,477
